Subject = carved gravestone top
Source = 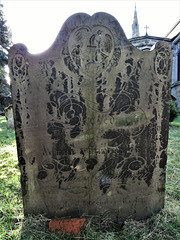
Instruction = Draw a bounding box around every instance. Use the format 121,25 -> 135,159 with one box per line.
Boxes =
8,12 -> 172,221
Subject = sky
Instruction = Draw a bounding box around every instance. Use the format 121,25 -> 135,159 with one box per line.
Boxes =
1,0 -> 180,54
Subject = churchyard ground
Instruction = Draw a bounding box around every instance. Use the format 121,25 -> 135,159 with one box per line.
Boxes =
0,115 -> 179,239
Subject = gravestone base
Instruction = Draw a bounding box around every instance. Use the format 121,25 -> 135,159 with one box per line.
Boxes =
22,178 -> 165,221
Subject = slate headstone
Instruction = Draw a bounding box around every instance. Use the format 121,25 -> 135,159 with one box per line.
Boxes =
8,13 -> 172,221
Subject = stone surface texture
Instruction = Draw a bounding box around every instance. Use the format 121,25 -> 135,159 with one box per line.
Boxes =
5,104 -> 14,129
8,12 -> 172,221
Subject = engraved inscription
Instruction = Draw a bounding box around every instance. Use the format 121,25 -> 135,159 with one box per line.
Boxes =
11,54 -> 28,82
155,45 -> 171,79
64,25 -> 121,76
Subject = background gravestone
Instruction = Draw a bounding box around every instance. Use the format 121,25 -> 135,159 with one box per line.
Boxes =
8,12 -> 172,222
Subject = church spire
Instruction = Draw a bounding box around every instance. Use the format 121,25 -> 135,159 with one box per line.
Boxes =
132,3 -> 140,38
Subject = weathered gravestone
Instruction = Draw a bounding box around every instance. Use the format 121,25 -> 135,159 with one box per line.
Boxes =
5,104 -> 14,129
8,13 -> 172,221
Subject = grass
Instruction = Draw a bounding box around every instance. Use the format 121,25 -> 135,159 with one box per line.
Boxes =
0,115 -> 179,239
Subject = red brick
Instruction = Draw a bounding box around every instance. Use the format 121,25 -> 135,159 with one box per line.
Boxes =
49,218 -> 86,236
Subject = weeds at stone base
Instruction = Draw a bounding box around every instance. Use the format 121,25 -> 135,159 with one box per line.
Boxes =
15,210 -> 180,240
0,116 -> 180,239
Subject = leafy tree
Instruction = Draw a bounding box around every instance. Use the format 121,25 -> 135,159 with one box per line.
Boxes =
0,3 -> 12,84
169,100 -> 178,122
0,3 -> 12,68
0,4 -> 12,114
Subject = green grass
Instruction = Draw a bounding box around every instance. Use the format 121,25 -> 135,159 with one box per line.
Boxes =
0,117 -> 23,239
0,115 -> 179,239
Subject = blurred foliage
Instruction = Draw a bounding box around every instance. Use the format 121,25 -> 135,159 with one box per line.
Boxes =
0,4 -> 12,114
170,100 -> 178,122
0,4 -> 12,67
0,3 -> 12,91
